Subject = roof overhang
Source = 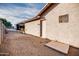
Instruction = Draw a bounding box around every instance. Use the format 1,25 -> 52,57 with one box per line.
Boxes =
17,3 -> 58,24
36,3 -> 53,16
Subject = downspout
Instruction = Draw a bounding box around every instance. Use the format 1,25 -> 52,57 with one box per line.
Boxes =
40,16 -> 46,37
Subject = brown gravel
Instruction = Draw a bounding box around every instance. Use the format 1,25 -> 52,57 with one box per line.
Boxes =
1,31 -> 66,56
1,31 -> 79,56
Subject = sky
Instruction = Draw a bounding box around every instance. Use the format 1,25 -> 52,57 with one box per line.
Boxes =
0,3 -> 46,26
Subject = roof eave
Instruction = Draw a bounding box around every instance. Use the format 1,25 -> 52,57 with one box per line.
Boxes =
17,3 -> 55,24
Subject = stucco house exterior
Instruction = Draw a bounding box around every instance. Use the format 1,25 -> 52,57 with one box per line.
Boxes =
24,16 -> 46,37
25,18 -> 41,37
17,3 -> 79,48
44,3 -> 79,48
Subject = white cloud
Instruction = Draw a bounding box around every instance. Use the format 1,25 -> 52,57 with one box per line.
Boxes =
0,5 -> 40,26
24,7 -> 40,16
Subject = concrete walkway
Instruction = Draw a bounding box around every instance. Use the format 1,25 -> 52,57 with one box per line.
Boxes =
1,31 -> 79,56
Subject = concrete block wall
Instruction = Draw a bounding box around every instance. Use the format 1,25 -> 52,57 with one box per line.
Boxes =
0,20 -> 5,45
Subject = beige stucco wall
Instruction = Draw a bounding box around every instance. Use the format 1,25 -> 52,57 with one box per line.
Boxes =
25,20 -> 40,37
45,3 -> 79,48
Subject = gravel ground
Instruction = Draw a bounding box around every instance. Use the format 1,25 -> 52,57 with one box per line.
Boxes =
1,31 -> 79,56
2,31 -> 66,56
